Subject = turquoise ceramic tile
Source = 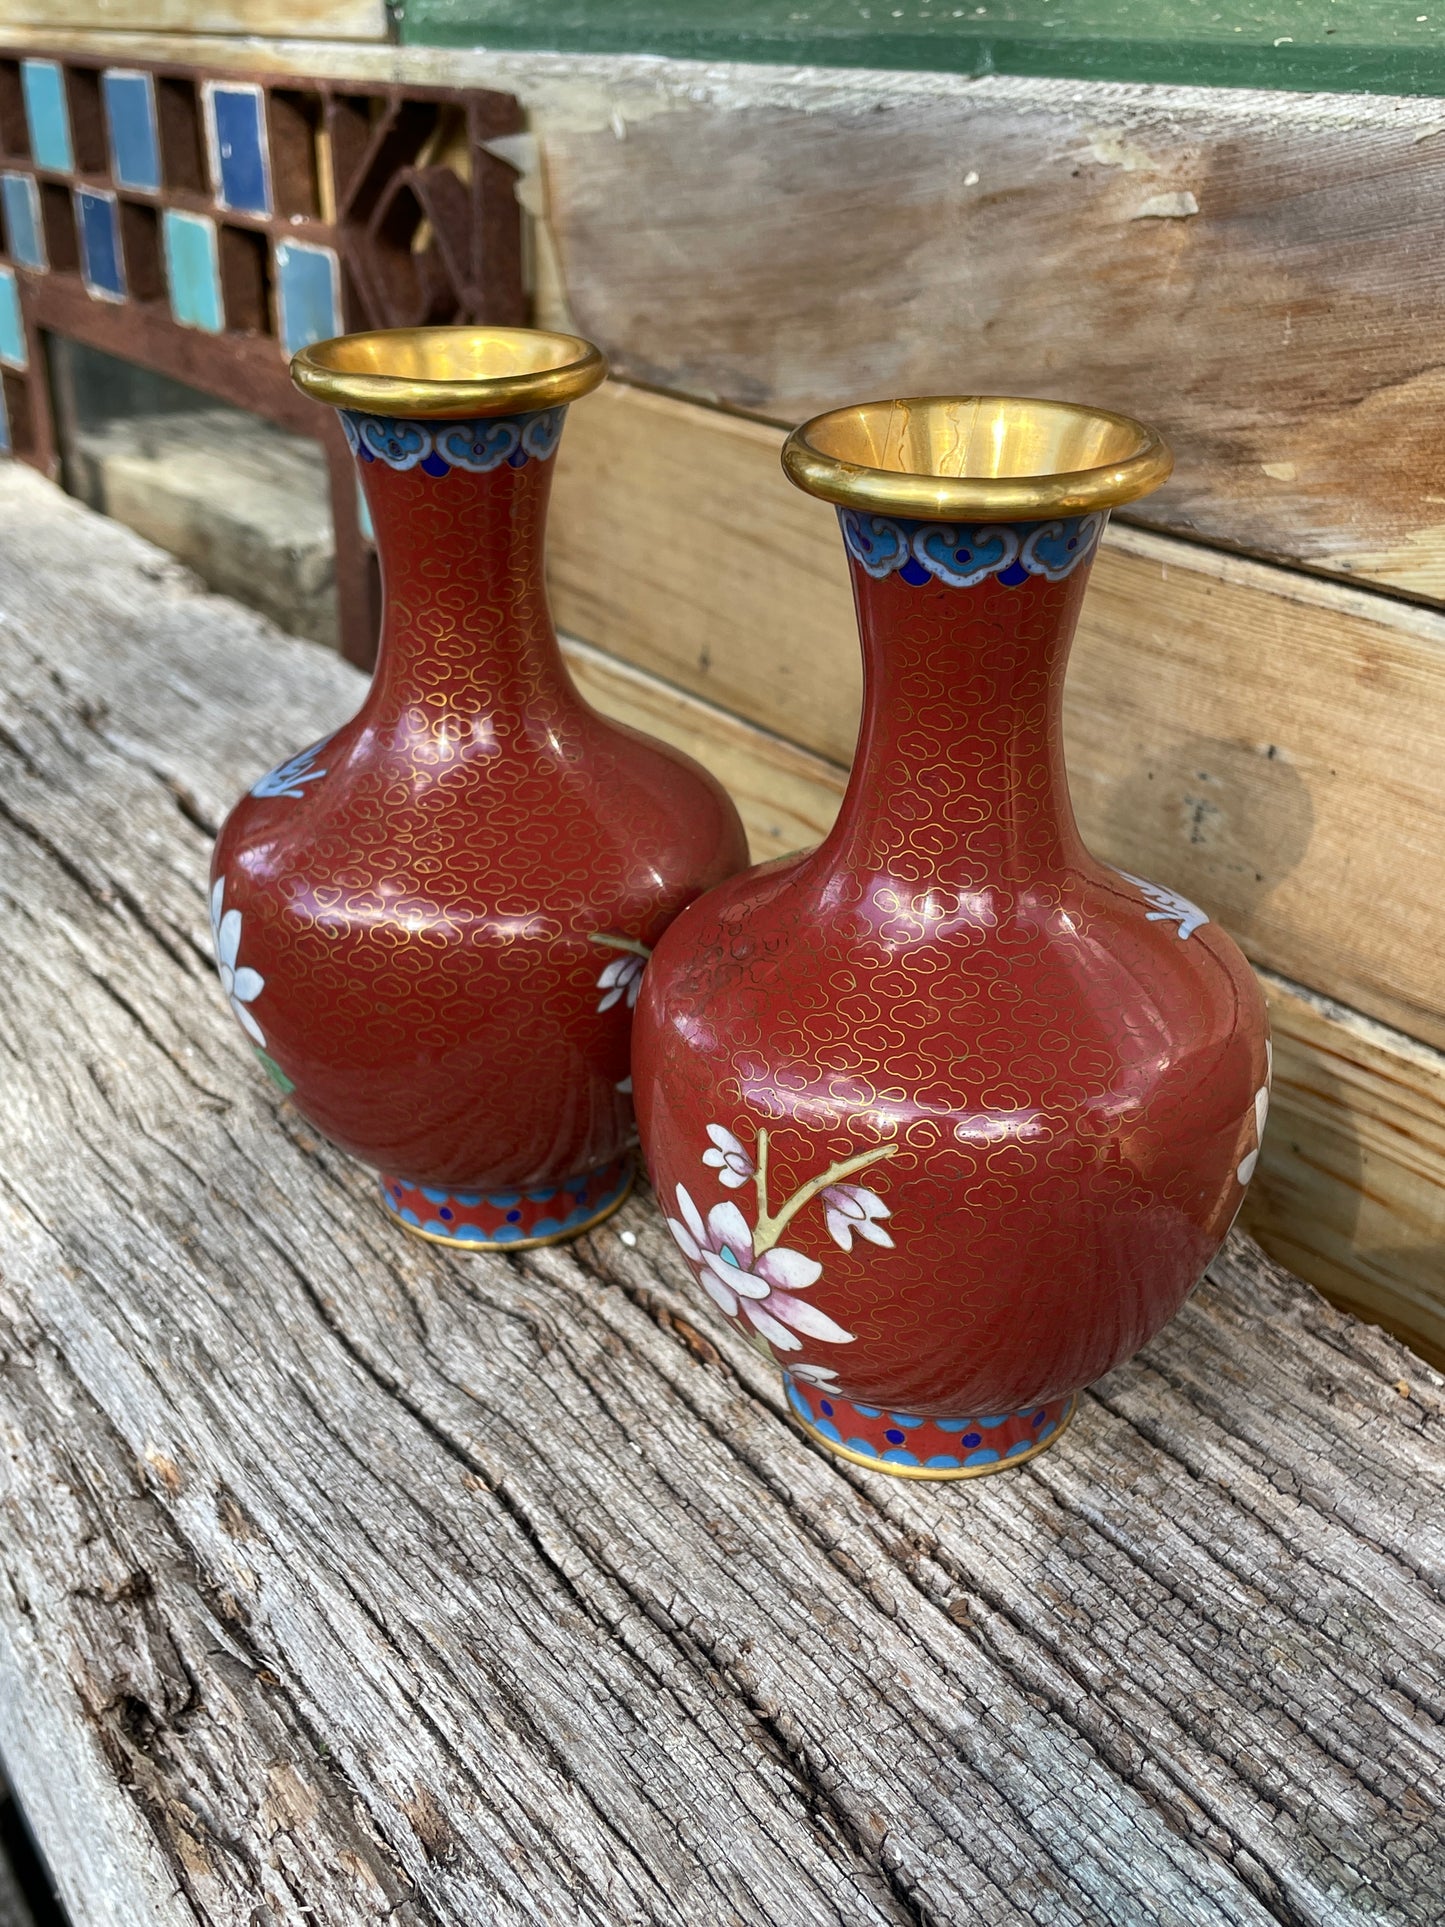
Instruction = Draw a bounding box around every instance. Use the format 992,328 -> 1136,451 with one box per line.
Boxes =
21,61 -> 73,175
205,82 -> 271,216
103,70 -> 162,194
275,239 -> 340,356
0,268 -> 25,371
1,174 -> 45,272
76,188 -> 125,301
163,209 -> 223,333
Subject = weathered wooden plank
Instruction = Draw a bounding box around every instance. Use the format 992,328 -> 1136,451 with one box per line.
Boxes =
5,37 -> 1443,593
0,465 -> 1443,1926
549,379 -> 1445,1049
1247,974 -> 1445,1373
0,0 -> 386,38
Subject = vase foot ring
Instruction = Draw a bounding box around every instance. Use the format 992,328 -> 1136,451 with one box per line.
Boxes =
785,1376 -> 1078,1481
381,1155 -> 634,1252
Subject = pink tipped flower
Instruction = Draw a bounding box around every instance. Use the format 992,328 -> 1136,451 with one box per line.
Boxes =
701,1123 -> 755,1189
665,1185 -> 855,1354
822,1183 -> 893,1252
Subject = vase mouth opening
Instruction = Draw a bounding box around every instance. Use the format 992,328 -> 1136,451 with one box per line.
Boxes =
290,326 -> 609,419
783,395 -> 1172,521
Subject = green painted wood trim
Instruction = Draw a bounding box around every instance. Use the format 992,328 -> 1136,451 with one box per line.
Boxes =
398,0 -> 1445,98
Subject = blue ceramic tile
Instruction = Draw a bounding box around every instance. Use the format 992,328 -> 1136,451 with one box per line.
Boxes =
163,209 -> 223,333
1,174 -> 45,272
206,83 -> 270,216
103,70 -> 161,193
275,239 -> 339,356
75,187 -> 124,301
21,60 -> 72,174
0,268 -> 25,370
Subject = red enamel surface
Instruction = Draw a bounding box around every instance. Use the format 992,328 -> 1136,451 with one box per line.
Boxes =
212,411 -> 747,1192
634,530 -> 1269,1418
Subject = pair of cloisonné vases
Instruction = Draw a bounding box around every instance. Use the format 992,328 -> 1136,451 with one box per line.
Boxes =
212,327 -> 1268,1481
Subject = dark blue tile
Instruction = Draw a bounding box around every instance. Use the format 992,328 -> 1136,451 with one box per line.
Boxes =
103,70 -> 162,194
76,188 -> 125,301
1,174 -> 45,272
206,83 -> 270,217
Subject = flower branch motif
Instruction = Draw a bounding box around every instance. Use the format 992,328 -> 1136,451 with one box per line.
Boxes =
667,1121 -> 896,1360
588,932 -> 652,1012
1116,870 -> 1210,941
210,877 -> 266,1047
251,735 -> 332,801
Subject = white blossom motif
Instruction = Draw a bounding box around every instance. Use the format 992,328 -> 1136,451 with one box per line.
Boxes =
1236,1040 -> 1273,1186
588,932 -> 651,1012
789,1362 -> 845,1391
210,877 -> 266,1047
822,1183 -> 894,1251
666,1121 -> 898,1365
251,735 -> 332,800
1117,870 -> 1210,940
667,1186 -> 853,1353
703,1123 -> 756,1189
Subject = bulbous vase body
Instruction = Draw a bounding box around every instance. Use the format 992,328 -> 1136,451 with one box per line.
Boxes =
211,328 -> 747,1248
633,397 -> 1268,1476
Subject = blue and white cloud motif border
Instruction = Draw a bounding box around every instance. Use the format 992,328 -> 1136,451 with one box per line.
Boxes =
342,407 -> 565,476
840,507 -> 1106,587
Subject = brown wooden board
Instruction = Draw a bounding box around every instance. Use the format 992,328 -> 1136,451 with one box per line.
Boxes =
1,462 -> 1443,1925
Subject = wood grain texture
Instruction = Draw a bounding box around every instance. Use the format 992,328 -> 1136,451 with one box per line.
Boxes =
0,462 -> 1443,1926
535,75 -> 1445,600
1247,974 -> 1445,1373
1,36 -> 1440,591
0,0 -> 387,37
549,380 -> 1445,1048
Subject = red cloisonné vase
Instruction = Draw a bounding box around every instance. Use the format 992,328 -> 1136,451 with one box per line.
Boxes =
633,396 -> 1270,1478
210,327 -> 746,1249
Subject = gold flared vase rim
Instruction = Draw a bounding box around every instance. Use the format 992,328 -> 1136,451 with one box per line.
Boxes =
291,325 -> 609,419
782,394 -> 1173,522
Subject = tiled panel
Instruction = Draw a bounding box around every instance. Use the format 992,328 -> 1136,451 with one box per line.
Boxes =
205,82 -> 272,217
275,238 -> 339,356
103,70 -> 162,194
75,186 -> 124,301
0,267 -> 25,370
164,208 -> 223,333
20,60 -> 72,174
0,173 -> 45,272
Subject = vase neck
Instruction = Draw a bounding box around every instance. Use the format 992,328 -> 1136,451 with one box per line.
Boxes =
347,406 -> 574,723
819,509 -> 1107,892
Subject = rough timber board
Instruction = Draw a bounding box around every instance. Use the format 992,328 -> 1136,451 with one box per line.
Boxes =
549,381 -> 1445,1051
4,39 -> 1444,599
0,465 -> 1443,1927
0,0 -> 387,36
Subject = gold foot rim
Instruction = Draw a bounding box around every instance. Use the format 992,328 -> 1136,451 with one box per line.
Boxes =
793,1393 -> 1079,1481
383,1162 -> 635,1254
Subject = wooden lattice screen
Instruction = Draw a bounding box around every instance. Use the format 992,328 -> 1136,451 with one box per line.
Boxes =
0,52 -> 527,665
